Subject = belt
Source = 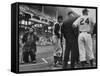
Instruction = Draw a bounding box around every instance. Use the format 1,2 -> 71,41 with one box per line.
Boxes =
79,31 -> 91,34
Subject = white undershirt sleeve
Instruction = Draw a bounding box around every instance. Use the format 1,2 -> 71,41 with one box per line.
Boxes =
73,17 -> 80,27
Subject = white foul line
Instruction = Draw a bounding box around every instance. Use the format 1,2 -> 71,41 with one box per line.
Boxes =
42,58 -> 48,63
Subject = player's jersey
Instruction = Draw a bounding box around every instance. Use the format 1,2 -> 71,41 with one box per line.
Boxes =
73,15 -> 94,32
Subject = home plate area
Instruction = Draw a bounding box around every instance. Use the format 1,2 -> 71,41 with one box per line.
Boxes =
19,56 -> 62,72
19,45 -> 62,72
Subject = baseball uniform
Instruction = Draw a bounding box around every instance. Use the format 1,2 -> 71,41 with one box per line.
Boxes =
73,15 -> 95,62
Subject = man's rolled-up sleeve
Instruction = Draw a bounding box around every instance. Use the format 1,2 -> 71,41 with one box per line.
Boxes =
73,17 -> 80,27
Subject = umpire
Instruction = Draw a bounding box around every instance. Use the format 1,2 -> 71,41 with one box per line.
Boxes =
61,12 -> 79,69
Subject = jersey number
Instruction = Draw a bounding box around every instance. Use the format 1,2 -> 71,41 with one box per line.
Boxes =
80,18 -> 89,25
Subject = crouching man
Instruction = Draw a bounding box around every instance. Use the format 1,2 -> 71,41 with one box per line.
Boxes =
22,28 -> 39,63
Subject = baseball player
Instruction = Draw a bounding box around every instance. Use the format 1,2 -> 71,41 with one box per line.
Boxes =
53,15 -> 63,67
73,8 -> 95,67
